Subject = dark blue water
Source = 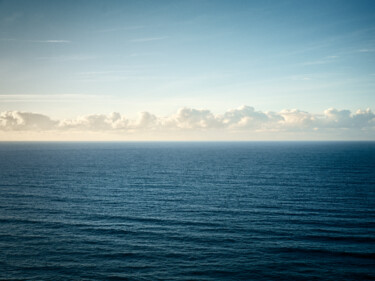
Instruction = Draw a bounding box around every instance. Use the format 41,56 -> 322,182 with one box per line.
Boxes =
0,142 -> 374,280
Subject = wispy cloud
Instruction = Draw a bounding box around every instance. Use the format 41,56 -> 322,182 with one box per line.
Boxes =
302,55 -> 339,66
0,94 -> 100,103
129,52 -> 161,57
0,38 -> 71,43
95,25 -> 144,33
35,55 -> 96,62
288,74 -> 313,81
358,48 -> 375,53
76,71 -> 129,75
32,40 -> 71,43
130,36 -> 168,43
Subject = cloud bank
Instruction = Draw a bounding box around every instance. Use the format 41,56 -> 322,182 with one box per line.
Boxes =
1,106 -> 374,140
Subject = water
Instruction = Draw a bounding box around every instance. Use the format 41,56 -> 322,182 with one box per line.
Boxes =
0,142 -> 374,280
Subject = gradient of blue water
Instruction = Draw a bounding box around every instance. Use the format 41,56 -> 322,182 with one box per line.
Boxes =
0,142 -> 374,280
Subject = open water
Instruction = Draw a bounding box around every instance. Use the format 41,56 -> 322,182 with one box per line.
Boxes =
0,142 -> 374,280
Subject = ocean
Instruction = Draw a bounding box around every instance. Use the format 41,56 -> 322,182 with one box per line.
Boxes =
0,142 -> 374,280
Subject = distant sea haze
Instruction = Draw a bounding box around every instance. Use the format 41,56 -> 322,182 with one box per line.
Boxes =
0,142 -> 374,280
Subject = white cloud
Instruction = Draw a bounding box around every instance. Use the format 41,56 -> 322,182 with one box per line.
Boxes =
323,107 -> 375,128
1,107 -> 374,139
0,111 -> 58,131
323,108 -> 352,127
279,109 -> 316,129
59,112 -> 128,131
353,108 -> 375,126
165,107 -> 222,129
221,106 -> 276,129
135,112 -> 157,129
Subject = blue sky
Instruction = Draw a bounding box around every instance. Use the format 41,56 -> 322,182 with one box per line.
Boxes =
0,0 -> 375,140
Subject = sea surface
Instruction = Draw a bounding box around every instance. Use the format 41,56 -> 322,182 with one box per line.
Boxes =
0,142 -> 374,280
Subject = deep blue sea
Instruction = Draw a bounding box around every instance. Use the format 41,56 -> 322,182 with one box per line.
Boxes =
0,142 -> 374,280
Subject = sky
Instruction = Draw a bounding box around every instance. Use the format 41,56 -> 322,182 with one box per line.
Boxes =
0,0 -> 375,140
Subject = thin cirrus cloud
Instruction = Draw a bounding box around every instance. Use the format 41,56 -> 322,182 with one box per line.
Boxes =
1,107 -> 374,139
0,38 -> 71,43
95,25 -> 145,33
130,36 -> 168,43
302,56 -> 339,66
30,40 -> 71,43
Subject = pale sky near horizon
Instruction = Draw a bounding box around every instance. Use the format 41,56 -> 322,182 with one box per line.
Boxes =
1,0 -> 375,140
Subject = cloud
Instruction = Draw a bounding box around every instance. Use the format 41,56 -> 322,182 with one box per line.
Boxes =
136,112 -> 157,128
323,108 -> 375,128
96,26 -> 144,33
358,49 -> 375,53
36,55 -> 96,62
33,40 -> 70,43
0,38 -> 71,43
279,109 -> 316,129
130,36 -> 168,43
221,106 -> 277,129
0,111 -> 58,131
1,107 -> 374,138
165,107 -> 222,129
302,55 -> 338,66
59,112 -> 128,131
